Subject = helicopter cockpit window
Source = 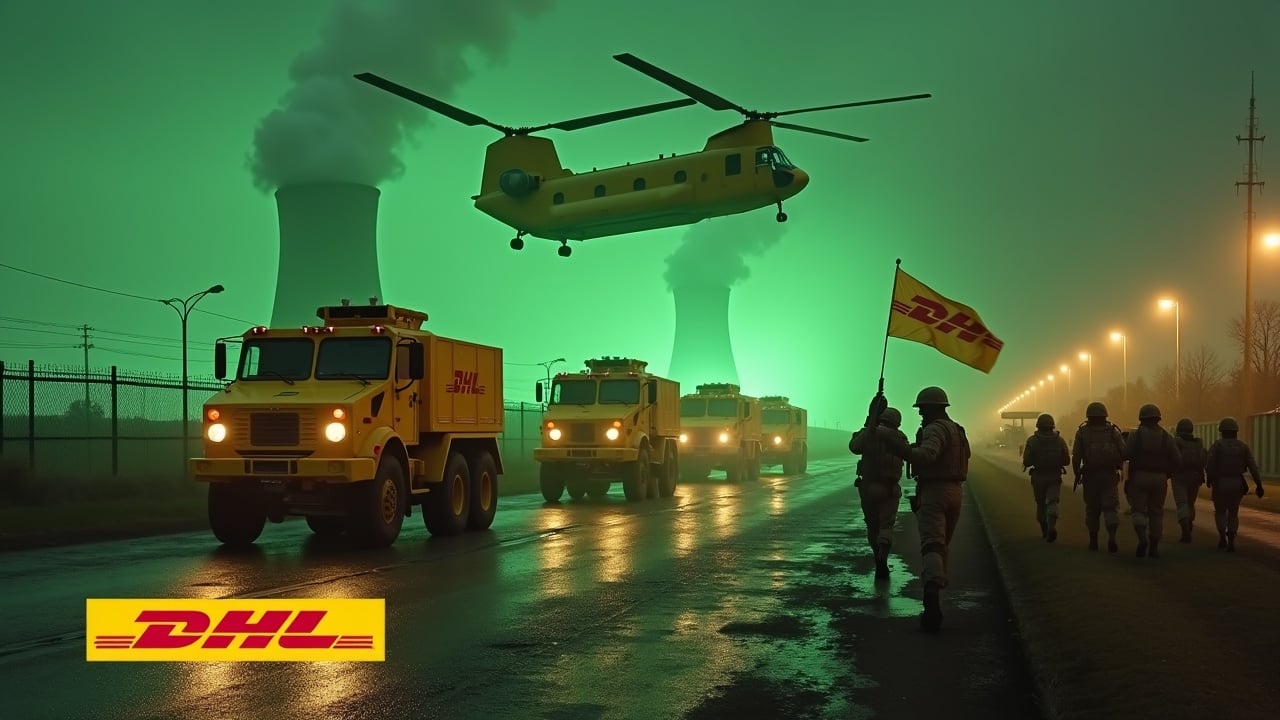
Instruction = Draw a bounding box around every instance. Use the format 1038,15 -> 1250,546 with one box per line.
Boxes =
755,148 -> 773,166
771,147 -> 796,170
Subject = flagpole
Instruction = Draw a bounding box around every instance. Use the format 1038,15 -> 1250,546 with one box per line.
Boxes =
878,258 -> 902,395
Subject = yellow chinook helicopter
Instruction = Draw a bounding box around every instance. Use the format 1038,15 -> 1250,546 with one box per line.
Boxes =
354,54 -> 930,258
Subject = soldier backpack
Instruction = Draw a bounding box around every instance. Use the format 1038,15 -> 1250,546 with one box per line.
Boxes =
1176,436 -> 1207,471
1081,423 -> 1122,471
1030,433 -> 1064,471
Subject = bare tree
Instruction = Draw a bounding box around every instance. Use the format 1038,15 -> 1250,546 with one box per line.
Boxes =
1227,299 -> 1280,410
1181,344 -> 1227,420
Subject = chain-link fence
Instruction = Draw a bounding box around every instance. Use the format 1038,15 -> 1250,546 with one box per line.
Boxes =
0,360 -> 545,481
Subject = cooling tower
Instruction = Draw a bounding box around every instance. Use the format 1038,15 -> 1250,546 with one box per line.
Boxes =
667,284 -> 740,387
270,182 -> 384,327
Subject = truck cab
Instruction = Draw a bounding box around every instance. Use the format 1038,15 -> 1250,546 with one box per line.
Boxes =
677,383 -> 762,482
758,395 -> 809,475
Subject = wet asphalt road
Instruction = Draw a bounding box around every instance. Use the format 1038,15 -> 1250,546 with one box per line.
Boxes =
0,457 -> 1041,720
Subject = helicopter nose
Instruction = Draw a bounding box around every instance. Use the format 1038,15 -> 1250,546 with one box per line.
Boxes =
773,167 -> 809,195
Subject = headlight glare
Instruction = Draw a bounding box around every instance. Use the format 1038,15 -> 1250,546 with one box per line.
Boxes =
549,427 -> 562,441
206,423 -> 227,443
324,422 -> 347,442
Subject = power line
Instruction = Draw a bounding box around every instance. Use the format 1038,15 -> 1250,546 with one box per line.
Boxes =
0,261 -> 260,325
0,320 -> 216,349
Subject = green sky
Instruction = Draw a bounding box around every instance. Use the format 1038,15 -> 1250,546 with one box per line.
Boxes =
2,0 -> 1278,431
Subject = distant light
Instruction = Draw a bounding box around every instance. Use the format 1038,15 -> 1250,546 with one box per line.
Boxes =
1078,351 -> 1090,361
1060,364 -> 1069,373
1265,232 -> 1280,248
1158,298 -> 1176,310
1110,331 -> 1124,342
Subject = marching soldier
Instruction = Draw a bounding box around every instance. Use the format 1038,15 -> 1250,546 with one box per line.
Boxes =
849,406 -> 909,579
876,386 -> 970,634
1070,402 -> 1126,552
1022,413 -> 1070,542
1123,404 -> 1180,559
1206,417 -> 1265,552
1171,418 -> 1208,543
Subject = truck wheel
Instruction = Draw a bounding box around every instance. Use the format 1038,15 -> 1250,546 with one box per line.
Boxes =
623,446 -> 650,501
539,464 -> 565,503
566,479 -> 587,501
659,448 -> 678,498
306,515 -> 345,537
747,446 -> 761,481
726,448 -> 746,482
800,443 -> 809,473
467,451 -> 499,532
587,480 -> 611,499
346,458 -> 407,549
208,483 -> 265,547
424,451 -> 471,536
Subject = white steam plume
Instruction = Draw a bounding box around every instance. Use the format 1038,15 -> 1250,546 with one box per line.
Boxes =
663,209 -> 789,290
249,0 -> 554,191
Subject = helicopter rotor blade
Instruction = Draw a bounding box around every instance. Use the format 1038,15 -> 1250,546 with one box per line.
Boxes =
771,93 -> 933,118
353,72 -> 512,134
526,98 -> 698,133
770,121 -> 869,143
612,53 -> 747,114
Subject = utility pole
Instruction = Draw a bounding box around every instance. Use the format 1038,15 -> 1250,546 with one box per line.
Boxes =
1236,70 -> 1265,441
76,324 -> 94,418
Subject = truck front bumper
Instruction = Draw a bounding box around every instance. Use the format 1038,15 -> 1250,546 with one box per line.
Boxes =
681,446 -> 738,460
190,457 -> 377,483
534,447 -> 640,463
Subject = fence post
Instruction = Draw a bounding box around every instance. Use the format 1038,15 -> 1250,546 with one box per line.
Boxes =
111,365 -> 119,477
1,360 -> 5,456
27,359 -> 35,470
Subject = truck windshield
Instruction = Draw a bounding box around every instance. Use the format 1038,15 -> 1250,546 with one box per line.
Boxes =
238,338 -> 314,381
680,398 -> 706,417
552,379 -> 596,404
316,337 -> 392,380
708,399 -> 738,418
600,379 -> 639,404
763,409 -> 791,425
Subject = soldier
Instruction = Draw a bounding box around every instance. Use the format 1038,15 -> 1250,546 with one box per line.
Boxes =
849,406 -> 909,579
1022,413 -> 1070,542
1123,404 -> 1180,559
1070,402 -> 1126,552
1171,418 -> 1208,543
875,386 -> 969,634
1205,417 -> 1265,552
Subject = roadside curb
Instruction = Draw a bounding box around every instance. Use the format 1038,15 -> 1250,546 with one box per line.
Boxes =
965,457 -> 1063,720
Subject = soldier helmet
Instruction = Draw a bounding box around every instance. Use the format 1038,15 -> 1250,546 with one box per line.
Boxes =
1175,418 -> 1194,434
913,386 -> 950,408
1219,416 -> 1240,434
880,407 -> 902,428
1138,403 -> 1161,421
1036,413 -> 1055,430
1085,401 -> 1108,419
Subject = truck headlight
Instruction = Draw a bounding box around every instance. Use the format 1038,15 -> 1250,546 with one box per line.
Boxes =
549,427 -> 562,441
774,435 -> 782,445
719,432 -> 729,443
605,427 -> 620,441
325,422 -> 347,442
206,423 -> 227,443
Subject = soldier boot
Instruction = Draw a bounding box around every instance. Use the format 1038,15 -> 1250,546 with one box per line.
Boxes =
1148,538 -> 1159,559
874,541 -> 890,579
1088,531 -> 1098,551
1227,532 -> 1236,553
920,582 -> 943,634
1179,519 -> 1192,543
1106,524 -> 1118,553
1038,519 -> 1047,539
1218,532 -> 1228,550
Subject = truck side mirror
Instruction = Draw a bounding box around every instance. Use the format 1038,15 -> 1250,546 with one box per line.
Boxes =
214,342 -> 227,380
535,382 -> 544,404
407,343 -> 425,380
647,380 -> 657,404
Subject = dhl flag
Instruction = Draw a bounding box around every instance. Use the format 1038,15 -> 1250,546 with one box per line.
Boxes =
887,265 -> 1004,373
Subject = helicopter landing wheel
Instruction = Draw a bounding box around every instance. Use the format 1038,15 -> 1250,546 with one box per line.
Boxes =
775,201 -> 787,223
557,242 -> 572,258
510,233 -> 525,251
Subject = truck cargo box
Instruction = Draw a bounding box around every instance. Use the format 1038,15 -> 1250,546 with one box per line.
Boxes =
423,334 -> 504,434
654,377 -> 681,437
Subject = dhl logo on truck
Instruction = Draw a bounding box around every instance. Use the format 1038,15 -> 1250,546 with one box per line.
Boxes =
891,295 -> 1004,351
446,370 -> 487,395
85,599 -> 384,662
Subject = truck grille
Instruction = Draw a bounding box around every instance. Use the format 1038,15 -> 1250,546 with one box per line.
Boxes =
569,423 -> 595,443
249,412 -> 301,447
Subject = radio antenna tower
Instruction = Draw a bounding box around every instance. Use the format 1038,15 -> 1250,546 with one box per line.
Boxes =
1235,71 -> 1265,428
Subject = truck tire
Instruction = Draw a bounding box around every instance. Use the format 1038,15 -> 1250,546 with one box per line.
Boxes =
587,480 -> 611,499
346,458 -> 407,549
424,451 -> 471,536
747,444 -> 761,481
539,464 -> 565,503
306,515 -> 345,537
208,483 -> 266,547
467,451 -> 499,532
800,443 -> 809,473
566,477 -> 588,500
726,447 -> 746,482
623,446 -> 651,501
658,446 -> 678,498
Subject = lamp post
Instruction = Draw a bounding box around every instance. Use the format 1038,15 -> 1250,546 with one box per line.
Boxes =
1046,374 -> 1056,413
1059,364 -> 1071,408
160,284 -> 225,471
1110,331 -> 1128,419
1158,298 -> 1181,401
537,357 -> 566,404
1078,351 -> 1093,399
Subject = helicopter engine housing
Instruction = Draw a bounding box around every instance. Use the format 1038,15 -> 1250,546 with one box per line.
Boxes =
499,169 -> 540,197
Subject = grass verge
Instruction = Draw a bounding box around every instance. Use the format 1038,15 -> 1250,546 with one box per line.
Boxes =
966,453 -> 1280,720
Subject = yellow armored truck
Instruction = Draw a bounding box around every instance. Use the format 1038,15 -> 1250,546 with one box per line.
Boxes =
759,395 -> 809,474
191,302 -> 505,549
532,357 -> 681,502
678,383 -> 762,482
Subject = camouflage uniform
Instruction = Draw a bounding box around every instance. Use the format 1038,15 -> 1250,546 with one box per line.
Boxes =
1206,417 -> 1265,552
1123,404 -> 1181,559
1070,402 -> 1125,552
849,406 -> 908,579
1022,414 -> 1070,543
877,386 -> 969,634
1171,418 -> 1207,543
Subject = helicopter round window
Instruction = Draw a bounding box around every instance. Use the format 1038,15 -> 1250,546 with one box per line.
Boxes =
553,192 -> 564,205
594,184 -> 606,198
674,170 -> 687,183
633,178 -> 646,191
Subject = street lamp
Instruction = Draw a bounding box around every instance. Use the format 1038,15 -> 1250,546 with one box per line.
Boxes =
160,284 -> 225,470
537,357 -> 567,402
1046,374 -> 1056,411
1110,331 -> 1128,419
1059,364 -> 1071,407
1078,351 -> 1093,399
1158,298 -> 1181,401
